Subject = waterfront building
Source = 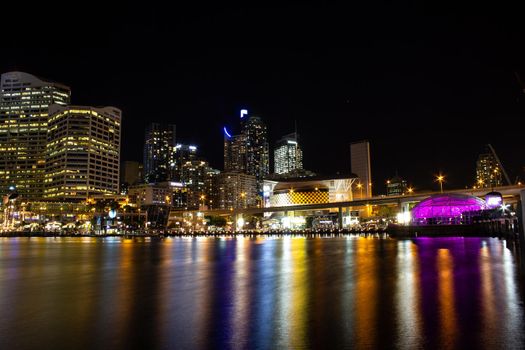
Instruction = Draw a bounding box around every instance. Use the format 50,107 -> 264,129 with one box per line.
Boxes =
386,175 -> 407,196
350,140 -> 372,198
128,181 -> 187,207
44,105 -> 121,200
217,172 -> 257,209
263,174 -> 356,207
0,71 -> 71,199
143,123 -> 176,183
475,144 -> 508,188
274,132 -> 303,175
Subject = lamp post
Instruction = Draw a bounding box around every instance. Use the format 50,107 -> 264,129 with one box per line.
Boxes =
436,175 -> 445,193
240,192 -> 246,208
356,183 -> 363,199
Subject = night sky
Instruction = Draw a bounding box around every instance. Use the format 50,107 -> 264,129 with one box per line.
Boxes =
2,3 -> 525,194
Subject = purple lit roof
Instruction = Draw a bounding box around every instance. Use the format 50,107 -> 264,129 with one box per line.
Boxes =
411,194 -> 486,223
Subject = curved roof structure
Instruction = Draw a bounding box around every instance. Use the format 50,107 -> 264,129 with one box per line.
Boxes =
411,193 -> 486,225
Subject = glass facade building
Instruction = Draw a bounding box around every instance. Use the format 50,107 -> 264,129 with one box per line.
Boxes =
0,71 -> 71,199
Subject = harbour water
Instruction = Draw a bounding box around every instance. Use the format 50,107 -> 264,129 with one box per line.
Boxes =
0,236 -> 524,349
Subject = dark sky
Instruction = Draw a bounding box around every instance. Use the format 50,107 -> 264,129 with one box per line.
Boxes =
2,3 -> 525,194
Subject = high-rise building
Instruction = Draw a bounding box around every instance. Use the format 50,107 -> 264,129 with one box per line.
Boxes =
44,105 -> 121,200
274,132 -> 303,175
181,159 -> 209,209
350,140 -> 372,198
172,144 -> 198,182
217,172 -> 257,209
205,167 -> 220,209
224,131 -> 246,173
475,145 -> 508,188
223,110 -> 269,195
0,71 -> 71,198
242,114 -> 269,190
143,123 -> 176,183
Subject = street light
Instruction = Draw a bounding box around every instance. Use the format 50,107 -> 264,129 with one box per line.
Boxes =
436,174 -> 445,193
407,187 -> 414,194
356,183 -> 363,199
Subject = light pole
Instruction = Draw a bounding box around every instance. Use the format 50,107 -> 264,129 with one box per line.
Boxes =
436,174 -> 445,193
356,183 -> 363,199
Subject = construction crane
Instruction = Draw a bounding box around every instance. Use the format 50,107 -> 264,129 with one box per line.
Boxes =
487,144 -> 512,186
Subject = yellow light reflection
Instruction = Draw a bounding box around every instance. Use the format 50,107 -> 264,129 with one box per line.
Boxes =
354,237 -> 378,348
437,248 -> 456,347
395,240 -> 422,348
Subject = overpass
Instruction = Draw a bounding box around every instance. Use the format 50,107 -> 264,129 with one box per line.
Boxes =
169,185 -> 524,228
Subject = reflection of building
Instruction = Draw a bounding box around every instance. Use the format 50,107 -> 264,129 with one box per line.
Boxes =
263,174 -> 357,207
44,105 -> 121,200
274,132 -> 303,175
386,175 -> 407,196
128,181 -> 187,207
350,140 -> 372,198
476,145 -> 505,188
0,71 -> 71,199
223,110 -> 269,193
143,123 -> 176,183
217,172 -> 257,209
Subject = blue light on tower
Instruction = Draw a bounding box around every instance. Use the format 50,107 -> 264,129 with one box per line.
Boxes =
223,127 -> 232,138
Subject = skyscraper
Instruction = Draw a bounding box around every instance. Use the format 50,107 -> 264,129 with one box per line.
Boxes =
350,140 -> 372,198
274,132 -> 303,175
242,114 -> 269,190
172,144 -> 198,182
45,105 -> 121,200
143,123 -> 176,183
0,71 -> 71,198
223,110 -> 269,194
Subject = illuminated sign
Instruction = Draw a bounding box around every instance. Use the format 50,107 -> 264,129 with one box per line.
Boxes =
189,145 -> 197,151
108,209 -> 117,219
223,127 -> 232,138
240,109 -> 248,119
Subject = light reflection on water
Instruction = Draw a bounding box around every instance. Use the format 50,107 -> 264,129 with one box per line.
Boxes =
0,236 -> 524,349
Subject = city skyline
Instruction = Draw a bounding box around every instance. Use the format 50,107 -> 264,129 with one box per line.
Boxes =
2,6 -> 525,194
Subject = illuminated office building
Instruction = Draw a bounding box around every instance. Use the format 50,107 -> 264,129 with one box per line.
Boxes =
224,131 -> 246,173
180,159 -> 209,209
143,123 -> 176,183
274,132 -> 303,175
0,71 -> 70,198
44,105 -> 121,200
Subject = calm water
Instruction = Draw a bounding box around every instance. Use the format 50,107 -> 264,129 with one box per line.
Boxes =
0,236 -> 524,349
